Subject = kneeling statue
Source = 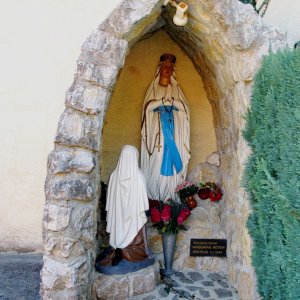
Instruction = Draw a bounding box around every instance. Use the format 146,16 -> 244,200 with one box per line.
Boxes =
96,145 -> 152,272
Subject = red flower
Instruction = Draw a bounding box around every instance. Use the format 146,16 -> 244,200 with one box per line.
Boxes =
209,189 -> 223,202
198,187 -> 211,200
149,199 -> 160,208
215,190 -> 222,201
161,205 -> 172,222
150,207 -> 161,222
177,208 -> 191,225
209,190 -> 217,201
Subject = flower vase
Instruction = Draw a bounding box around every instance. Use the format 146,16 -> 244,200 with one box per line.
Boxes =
161,233 -> 177,277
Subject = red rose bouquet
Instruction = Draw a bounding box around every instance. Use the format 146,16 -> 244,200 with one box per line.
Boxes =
198,182 -> 223,202
150,199 -> 191,234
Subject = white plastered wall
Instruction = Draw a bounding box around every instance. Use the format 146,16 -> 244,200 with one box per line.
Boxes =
259,0 -> 300,43
0,0 -> 299,252
0,0 -> 122,252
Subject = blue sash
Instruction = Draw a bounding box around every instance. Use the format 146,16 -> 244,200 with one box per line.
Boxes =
153,105 -> 183,176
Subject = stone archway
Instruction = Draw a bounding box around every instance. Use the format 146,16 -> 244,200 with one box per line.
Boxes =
41,0 -> 287,299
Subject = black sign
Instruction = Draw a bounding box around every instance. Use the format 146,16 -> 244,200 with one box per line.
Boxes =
190,239 -> 227,257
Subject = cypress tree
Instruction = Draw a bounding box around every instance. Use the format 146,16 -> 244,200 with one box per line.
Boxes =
243,48 -> 300,299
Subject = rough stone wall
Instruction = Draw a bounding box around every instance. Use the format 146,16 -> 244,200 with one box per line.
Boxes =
40,32 -> 129,298
41,0 -> 288,299
40,1 -> 163,298
161,1 -> 287,299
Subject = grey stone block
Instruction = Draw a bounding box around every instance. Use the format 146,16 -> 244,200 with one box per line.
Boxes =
188,271 -> 204,281
72,205 -> 95,231
158,286 -> 169,297
214,288 -> 233,298
202,280 -> 214,287
76,60 -> 120,90
66,79 -> 111,115
76,31 -> 128,89
44,236 -> 86,258
45,175 -> 95,201
92,264 -> 157,299
48,148 -> 95,174
98,0 -> 161,42
208,273 -> 225,281
55,109 -> 101,150
80,31 -> 128,67
199,289 -> 211,298
41,256 -> 88,291
44,202 -> 72,232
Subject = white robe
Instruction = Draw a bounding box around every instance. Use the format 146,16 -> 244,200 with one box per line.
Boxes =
106,145 -> 149,249
141,70 -> 190,202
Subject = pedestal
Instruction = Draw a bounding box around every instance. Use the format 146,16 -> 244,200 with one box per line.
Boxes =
92,261 -> 159,299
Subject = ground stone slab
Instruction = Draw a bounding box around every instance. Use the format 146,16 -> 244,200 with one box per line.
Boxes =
143,296 -> 157,300
187,271 -> 204,281
199,289 -> 211,298
129,269 -> 239,300
208,273 -> 226,281
217,281 -> 230,288
158,286 -> 169,297
0,254 -> 42,300
178,277 -> 193,284
0,255 -> 241,300
186,285 -> 203,291
202,280 -> 215,287
215,288 -> 233,298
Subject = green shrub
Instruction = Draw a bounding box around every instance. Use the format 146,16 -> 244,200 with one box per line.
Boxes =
243,48 -> 300,299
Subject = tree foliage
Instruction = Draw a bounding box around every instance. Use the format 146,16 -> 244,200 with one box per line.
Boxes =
243,48 -> 300,299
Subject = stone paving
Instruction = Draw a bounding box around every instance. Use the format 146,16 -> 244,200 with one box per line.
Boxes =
0,253 -> 239,300
0,253 -> 42,300
129,270 -> 240,300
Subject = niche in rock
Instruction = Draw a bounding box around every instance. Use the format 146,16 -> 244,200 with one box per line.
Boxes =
101,30 -> 216,186
99,29 -> 219,268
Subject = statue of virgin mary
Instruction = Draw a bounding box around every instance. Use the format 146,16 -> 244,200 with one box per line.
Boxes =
141,53 -> 190,202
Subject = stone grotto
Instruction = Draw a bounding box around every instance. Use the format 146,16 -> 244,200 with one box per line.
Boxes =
41,0 -> 287,299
